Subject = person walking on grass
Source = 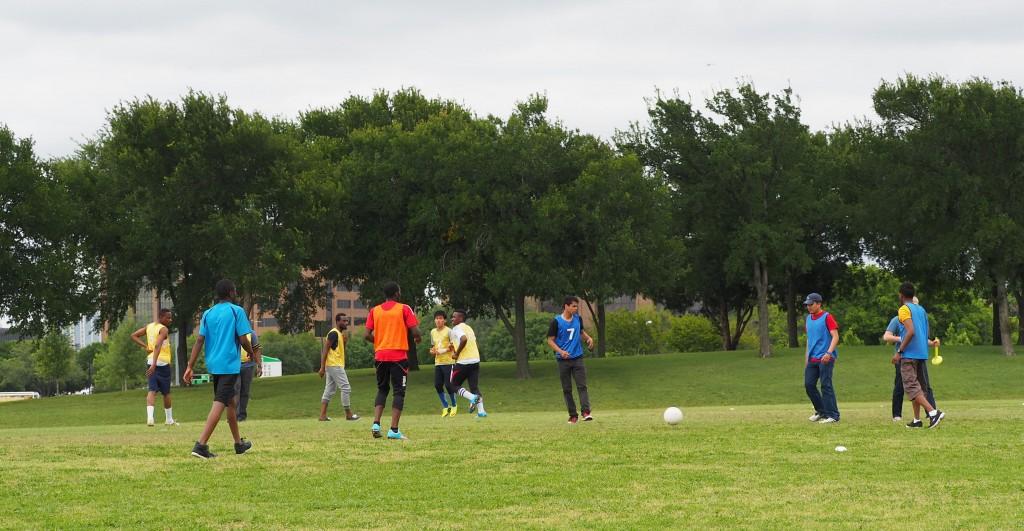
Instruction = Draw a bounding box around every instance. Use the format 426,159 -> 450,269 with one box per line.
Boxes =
184,279 -> 257,459
447,309 -> 487,418
883,296 -> 939,423
546,296 -> 595,425
364,282 -> 420,440
429,310 -> 458,417
894,282 -> 945,429
131,308 -> 177,427
236,329 -> 261,422
803,293 -> 840,424
318,312 -> 359,422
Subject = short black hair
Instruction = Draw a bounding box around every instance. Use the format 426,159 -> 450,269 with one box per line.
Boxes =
215,279 -> 236,300
453,309 -> 468,320
899,282 -> 916,299
334,312 -> 347,322
434,310 -> 447,318
158,308 -> 172,317
563,296 -> 579,307
383,281 -> 400,299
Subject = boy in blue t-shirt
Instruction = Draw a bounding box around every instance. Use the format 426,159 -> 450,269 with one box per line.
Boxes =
184,279 -> 258,458
546,296 -> 595,424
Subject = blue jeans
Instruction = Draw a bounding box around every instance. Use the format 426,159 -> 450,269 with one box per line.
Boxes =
805,361 -> 839,420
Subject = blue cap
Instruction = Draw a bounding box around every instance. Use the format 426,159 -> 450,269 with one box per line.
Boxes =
803,293 -> 823,305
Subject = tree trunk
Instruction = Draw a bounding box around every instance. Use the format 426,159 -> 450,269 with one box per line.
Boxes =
786,274 -> 799,348
596,301 -> 607,358
992,285 -> 1001,345
406,327 -> 420,371
176,317 -> 192,382
513,296 -> 530,378
995,278 -> 1015,356
754,259 -> 771,358
1015,288 -> 1023,346
718,299 -> 733,350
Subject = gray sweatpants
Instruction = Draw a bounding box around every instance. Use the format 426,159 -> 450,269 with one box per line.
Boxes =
322,366 -> 351,407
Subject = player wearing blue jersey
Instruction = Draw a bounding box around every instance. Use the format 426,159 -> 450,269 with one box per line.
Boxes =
546,296 -> 595,424
803,293 -> 840,424
883,296 -> 938,423
894,283 -> 945,428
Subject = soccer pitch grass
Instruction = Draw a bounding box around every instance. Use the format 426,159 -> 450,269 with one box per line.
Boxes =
1,347 -> 1022,529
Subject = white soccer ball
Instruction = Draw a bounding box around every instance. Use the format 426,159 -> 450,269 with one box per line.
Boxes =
663,406 -> 684,425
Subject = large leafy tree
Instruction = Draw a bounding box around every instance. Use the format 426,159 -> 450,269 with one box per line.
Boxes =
864,75 -> 1024,356
67,92 -> 323,376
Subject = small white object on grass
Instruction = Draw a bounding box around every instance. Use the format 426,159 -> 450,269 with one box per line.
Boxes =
835,445 -> 847,452
663,406 -> 684,425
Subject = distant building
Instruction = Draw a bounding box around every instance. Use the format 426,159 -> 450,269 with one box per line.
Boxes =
65,314 -> 103,350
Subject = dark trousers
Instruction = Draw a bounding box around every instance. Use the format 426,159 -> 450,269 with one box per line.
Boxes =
558,357 -> 590,417
892,361 -> 936,417
374,360 -> 409,411
235,364 -> 255,420
434,364 -> 454,394
804,361 -> 839,420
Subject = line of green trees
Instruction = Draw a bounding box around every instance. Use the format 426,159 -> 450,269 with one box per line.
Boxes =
2,74 -> 1022,388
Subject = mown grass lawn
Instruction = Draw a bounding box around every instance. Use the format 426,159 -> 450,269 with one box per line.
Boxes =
1,346 -> 1022,529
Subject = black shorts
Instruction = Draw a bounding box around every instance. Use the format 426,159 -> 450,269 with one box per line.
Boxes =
212,374 -> 240,405
147,365 -> 172,395
450,362 -> 481,394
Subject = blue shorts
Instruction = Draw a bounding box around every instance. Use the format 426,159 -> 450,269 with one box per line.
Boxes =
147,365 -> 172,395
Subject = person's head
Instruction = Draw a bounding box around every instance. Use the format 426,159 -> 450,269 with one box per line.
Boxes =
452,309 -> 467,325
157,308 -> 172,326
434,310 -> 447,329
899,282 -> 916,304
383,281 -> 401,301
562,296 -> 580,316
334,312 -> 348,330
215,279 -> 237,301
803,292 -> 823,314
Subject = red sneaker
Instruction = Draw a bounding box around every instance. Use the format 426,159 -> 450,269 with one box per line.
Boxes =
567,416 -> 579,425
582,410 -> 593,421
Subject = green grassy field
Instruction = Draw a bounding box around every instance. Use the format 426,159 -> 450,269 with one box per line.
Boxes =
1,346 -> 1022,529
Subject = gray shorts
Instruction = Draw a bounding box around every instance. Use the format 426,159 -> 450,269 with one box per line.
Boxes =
322,366 -> 352,407
900,359 -> 925,400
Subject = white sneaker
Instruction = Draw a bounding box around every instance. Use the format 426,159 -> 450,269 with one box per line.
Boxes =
808,413 -> 824,422
818,417 -> 839,424
147,419 -> 155,427
165,420 -> 178,426
892,417 -> 902,422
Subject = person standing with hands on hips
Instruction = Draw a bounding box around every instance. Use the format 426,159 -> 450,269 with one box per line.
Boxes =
547,296 -> 595,425
804,292 -> 840,424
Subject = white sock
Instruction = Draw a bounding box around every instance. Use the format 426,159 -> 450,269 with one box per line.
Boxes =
457,388 -> 476,401
476,398 -> 486,414
146,406 -> 154,422
928,409 -> 937,417
914,418 -> 921,423
165,408 -> 173,422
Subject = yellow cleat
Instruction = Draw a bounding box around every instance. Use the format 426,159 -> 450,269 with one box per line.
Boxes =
449,405 -> 458,417
441,407 -> 450,417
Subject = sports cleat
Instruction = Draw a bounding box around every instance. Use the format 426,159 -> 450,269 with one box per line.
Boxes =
441,408 -> 450,417
449,405 -> 458,417
165,420 -> 178,426
190,441 -> 216,459
386,429 -> 408,440
808,413 -> 824,422
568,416 -> 579,425
147,419 -> 155,427
818,417 -> 839,424
477,411 -> 488,418
371,423 -> 382,438
582,411 -> 593,422
906,419 -> 923,428
319,417 -> 332,422
346,414 -> 360,421
927,410 -> 945,429
468,395 -> 479,413
892,417 -> 902,422
234,438 -> 252,455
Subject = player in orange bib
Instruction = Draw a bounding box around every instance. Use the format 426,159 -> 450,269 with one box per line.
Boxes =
364,281 -> 421,440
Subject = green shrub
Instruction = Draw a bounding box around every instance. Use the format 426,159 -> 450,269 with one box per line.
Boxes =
259,331 -> 320,375
666,314 -> 720,352
605,309 -> 668,356
479,313 -> 553,361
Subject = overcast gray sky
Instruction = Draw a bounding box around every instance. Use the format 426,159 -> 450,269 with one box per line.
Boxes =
2,0 -> 1023,158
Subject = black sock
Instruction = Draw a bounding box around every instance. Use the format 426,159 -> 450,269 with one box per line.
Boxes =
390,427 -> 399,432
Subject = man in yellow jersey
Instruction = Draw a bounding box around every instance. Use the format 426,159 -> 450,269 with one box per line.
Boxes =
430,310 -> 458,417
364,281 -> 420,440
447,309 -> 486,418
130,308 -> 177,426
319,312 -> 359,421
235,329 -> 262,422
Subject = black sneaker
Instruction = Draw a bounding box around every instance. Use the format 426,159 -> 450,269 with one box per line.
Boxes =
906,420 -> 923,428
234,438 -> 252,455
191,441 -> 216,459
927,410 -> 945,429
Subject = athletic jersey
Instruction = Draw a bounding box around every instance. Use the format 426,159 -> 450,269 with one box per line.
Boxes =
886,316 -> 904,353
449,323 -> 480,364
430,326 -> 454,365
198,301 -> 253,375
805,311 -> 838,362
548,314 -> 584,359
325,327 -> 346,368
898,303 -> 929,360
145,322 -> 172,366
366,301 -> 418,362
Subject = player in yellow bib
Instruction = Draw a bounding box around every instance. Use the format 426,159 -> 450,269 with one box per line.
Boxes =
318,312 -> 359,421
130,308 -> 177,426
447,309 -> 486,418
430,310 -> 458,416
